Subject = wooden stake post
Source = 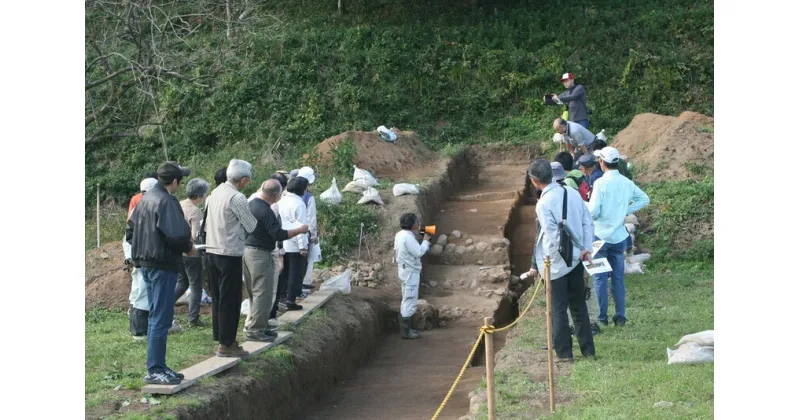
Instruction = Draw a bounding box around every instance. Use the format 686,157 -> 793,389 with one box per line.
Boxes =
484,317 -> 496,420
544,256 -> 556,413
96,184 -> 101,248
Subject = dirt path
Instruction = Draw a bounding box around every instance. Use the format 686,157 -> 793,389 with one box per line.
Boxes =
303,162 -> 531,420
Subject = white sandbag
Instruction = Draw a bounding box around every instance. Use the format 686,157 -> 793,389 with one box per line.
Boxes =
624,261 -> 644,274
353,165 -> 378,186
553,133 -> 565,143
625,214 -> 640,225
343,178 -> 370,194
627,253 -> 651,265
320,270 -> 352,294
320,177 -> 343,205
377,125 -> 397,142
393,183 -> 420,197
667,343 -> 714,365
625,223 -> 636,234
358,187 -> 384,205
240,299 -> 250,316
675,330 -> 714,348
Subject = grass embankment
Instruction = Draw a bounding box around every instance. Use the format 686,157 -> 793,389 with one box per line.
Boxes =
473,177 -> 714,418
85,308 -> 328,418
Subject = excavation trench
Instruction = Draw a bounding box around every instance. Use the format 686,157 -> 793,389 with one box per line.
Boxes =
165,146 -> 539,420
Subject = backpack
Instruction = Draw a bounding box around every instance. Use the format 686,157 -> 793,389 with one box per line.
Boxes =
565,175 -> 591,202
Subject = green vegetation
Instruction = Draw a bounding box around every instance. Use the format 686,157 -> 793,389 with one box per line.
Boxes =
86,0 -> 713,208
638,177 -> 714,263
475,267 -> 714,419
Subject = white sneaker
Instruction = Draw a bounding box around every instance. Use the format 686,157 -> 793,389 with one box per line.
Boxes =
168,320 -> 184,334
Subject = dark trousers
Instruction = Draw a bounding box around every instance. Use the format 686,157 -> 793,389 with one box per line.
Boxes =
206,254 -> 243,347
175,256 -> 203,323
275,252 -> 307,305
551,264 -> 595,359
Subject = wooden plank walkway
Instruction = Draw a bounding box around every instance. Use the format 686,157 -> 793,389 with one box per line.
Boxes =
142,289 -> 336,395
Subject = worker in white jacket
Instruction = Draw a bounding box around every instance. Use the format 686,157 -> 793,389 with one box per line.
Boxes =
297,166 -> 321,295
276,176 -> 309,310
393,213 -> 431,339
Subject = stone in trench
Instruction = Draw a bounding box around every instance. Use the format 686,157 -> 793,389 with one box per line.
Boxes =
368,282 -> 378,288
503,238 -> 511,246
469,278 -> 479,289
492,273 -> 506,283
494,287 -> 505,295
465,238 -> 474,246
477,260 -> 484,265
100,252 -> 110,259
455,245 -> 467,255
443,280 -> 453,289
411,300 -> 439,331
428,280 -> 438,288
445,243 -> 457,253
475,242 -> 489,253
437,234 -> 449,246
484,291 -> 494,298
430,244 -> 444,256
474,288 -> 484,296
510,275 -> 520,285
491,238 -> 505,249
372,263 -> 383,271
451,230 -> 462,239
466,245 -> 476,253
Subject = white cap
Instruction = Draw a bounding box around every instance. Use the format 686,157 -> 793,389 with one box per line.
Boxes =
597,147 -> 621,164
140,178 -> 157,192
298,166 -> 316,184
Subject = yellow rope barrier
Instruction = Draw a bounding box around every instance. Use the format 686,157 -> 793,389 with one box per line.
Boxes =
430,278 -> 544,420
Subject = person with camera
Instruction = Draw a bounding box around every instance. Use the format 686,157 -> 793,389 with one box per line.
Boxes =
552,73 -> 591,129
525,159 -> 596,363
126,161 -> 195,385
393,213 -> 431,339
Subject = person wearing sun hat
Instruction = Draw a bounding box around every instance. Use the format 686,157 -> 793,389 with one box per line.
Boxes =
587,147 -> 650,328
126,161 -> 195,385
296,166 -> 321,296
552,72 -> 590,129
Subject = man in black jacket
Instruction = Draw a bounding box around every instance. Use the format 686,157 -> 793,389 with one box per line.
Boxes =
126,161 -> 194,385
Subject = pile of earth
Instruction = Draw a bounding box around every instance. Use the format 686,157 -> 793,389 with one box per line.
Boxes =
612,111 -> 714,183
314,128 -> 435,177
85,242 -> 130,311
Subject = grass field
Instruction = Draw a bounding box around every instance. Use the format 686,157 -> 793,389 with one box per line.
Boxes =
474,266 -> 714,419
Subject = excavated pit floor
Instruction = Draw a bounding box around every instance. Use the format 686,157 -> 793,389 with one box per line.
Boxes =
303,162 -> 531,420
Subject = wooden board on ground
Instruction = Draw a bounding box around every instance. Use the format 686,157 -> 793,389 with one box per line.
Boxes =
242,331 -> 293,358
277,290 -> 336,326
142,356 -> 240,395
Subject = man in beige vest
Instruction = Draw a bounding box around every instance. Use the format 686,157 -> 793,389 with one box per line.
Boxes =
204,159 -> 258,357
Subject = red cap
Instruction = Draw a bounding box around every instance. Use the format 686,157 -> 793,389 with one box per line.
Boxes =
560,73 -> 574,82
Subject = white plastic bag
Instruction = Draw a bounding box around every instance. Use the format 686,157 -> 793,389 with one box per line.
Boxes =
627,253 -> 651,265
595,129 -> 607,141
667,342 -> 714,365
358,187 -> 384,205
240,299 -> 250,316
624,261 -> 644,274
320,177 -> 343,205
377,125 -> 397,142
343,178 -> 370,194
320,270 -> 352,294
392,183 -> 420,197
353,165 -> 378,186
553,133 -> 565,143
675,330 -> 714,348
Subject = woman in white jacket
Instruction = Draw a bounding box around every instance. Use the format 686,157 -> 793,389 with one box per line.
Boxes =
276,176 -> 309,310
394,213 -> 431,339
296,167 -> 321,296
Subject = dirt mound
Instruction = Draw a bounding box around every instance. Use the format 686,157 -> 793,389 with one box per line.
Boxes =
314,129 -> 434,177
85,241 -> 130,311
612,112 -> 714,183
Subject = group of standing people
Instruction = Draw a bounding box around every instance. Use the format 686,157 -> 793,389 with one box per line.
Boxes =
527,72 -> 650,362
124,158 -> 326,385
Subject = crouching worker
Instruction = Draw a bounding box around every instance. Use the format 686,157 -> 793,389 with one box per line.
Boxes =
393,213 -> 431,339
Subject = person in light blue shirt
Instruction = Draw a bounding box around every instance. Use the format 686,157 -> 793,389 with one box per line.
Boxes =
587,147 -> 650,327
526,159 -> 596,362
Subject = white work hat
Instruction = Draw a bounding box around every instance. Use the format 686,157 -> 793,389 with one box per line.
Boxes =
298,166 -> 316,184
597,147 -> 621,164
140,178 -> 157,192
560,73 -> 574,82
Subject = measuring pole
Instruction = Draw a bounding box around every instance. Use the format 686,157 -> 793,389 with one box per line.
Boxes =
96,184 -> 101,248
544,256 -> 556,413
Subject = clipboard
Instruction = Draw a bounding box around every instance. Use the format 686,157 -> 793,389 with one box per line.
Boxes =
544,94 -> 561,105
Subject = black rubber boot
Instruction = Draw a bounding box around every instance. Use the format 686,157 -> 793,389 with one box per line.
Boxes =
401,317 -> 420,339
